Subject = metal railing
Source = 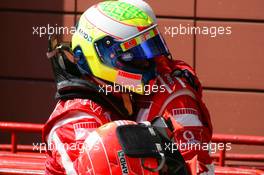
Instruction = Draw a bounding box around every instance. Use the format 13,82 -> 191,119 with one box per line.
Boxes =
0,122 -> 43,153
211,134 -> 264,167
0,121 -> 264,167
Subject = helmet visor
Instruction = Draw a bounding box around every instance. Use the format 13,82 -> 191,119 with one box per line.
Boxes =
94,28 -> 170,68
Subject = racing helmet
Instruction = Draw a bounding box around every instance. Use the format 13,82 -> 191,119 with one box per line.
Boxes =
72,1 -> 170,95
76,120 -> 188,175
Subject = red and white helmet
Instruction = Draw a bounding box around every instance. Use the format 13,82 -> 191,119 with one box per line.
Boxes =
76,120 -> 164,175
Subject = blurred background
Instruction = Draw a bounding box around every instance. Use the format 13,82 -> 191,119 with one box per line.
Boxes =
0,0 -> 263,156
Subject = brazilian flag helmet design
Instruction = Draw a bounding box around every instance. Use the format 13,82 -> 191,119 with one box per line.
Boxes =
72,1 -> 170,95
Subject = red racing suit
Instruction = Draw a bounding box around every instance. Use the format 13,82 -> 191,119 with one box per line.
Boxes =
43,58 -> 213,175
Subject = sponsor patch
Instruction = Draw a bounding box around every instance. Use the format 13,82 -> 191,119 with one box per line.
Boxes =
78,28 -> 93,42
73,122 -> 100,140
118,150 -> 129,175
120,28 -> 158,51
172,108 -> 199,116
116,70 -> 142,87
172,108 -> 202,127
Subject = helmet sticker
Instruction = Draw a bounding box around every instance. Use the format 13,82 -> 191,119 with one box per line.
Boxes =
116,70 -> 142,88
78,27 -> 93,42
120,28 -> 158,51
117,150 -> 129,175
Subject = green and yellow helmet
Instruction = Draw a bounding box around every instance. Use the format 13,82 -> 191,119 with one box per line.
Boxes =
72,1 -> 170,95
